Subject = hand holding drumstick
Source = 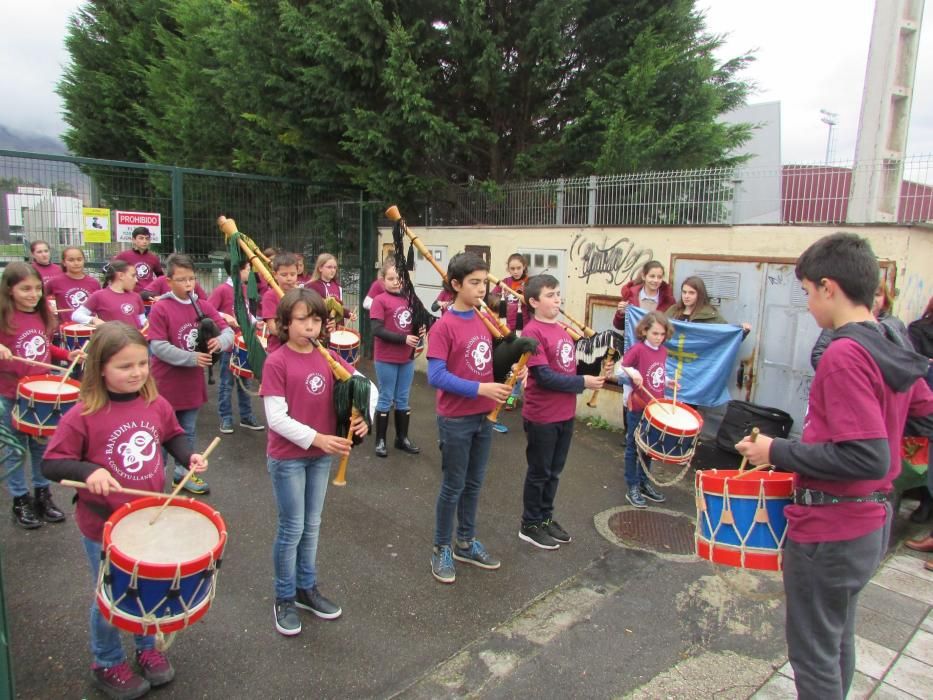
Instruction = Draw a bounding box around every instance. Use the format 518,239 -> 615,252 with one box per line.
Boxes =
735,430 -> 773,467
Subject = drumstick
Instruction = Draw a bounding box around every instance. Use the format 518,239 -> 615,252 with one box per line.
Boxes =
636,383 -> 674,415
10,356 -> 68,373
732,462 -> 773,479
671,367 -> 681,405
738,427 -> 760,472
62,480 -> 170,499
58,354 -> 83,390
149,437 -> 221,525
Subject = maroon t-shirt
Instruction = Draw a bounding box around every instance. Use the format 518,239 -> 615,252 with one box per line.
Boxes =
622,342 -> 667,412
0,310 -> 57,398
85,287 -> 145,329
523,318 -> 578,423
307,279 -> 342,302
370,292 -> 414,364
143,275 -> 208,301
45,274 -> 100,325
786,338 -> 933,543
259,344 -> 353,459
365,279 -> 385,301
426,309 -> 496,417
114,249 -> 163,286
148,295 -> 227,410
32,261 -> 63,285
260,287 -> 284,353
44,395 -> 183,540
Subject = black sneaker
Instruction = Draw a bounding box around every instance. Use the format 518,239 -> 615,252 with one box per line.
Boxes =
239,417 -> 265,431
274,599 -> 301,636
295,586 -> 342,620
626,486 -> 647,509
640,481 -> 666,503
453,539 -> 501,569
518,523 -> 560,550
12,495 -> 41,529
543,518 -> 571,543
91,661 -> 151,700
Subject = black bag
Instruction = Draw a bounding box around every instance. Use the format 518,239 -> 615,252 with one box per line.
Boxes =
716,400 -> 793,455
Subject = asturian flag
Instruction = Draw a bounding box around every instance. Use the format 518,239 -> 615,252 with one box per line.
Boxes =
624,306 -> 744,407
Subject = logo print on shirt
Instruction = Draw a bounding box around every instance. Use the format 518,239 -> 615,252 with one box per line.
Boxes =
66,289 -> 89,309
648,363 -> 665,391
135,263 -> 150,279
18,331 -> 47,361
394,308 -> 412,331
557,339 -> 575,370
120,302 -> 135,315
305,372 -> 326,395
116,430 -> 158,473
463,336 -> 491,375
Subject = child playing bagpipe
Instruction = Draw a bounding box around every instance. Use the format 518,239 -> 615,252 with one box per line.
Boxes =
261,252 -> 300,353
208,255 -> 264,435
45,247 -> 100,326
147,254 -> 233,496
0,262 -> 81,528
617,311 -> 676,509
518,274 -> 604,549
41,322 -> 209,699
73,260 -> 146,330
426,252 -> 514,584
114,227 -> 164,288
260,288 -> 368,636
369,259 -> 421,458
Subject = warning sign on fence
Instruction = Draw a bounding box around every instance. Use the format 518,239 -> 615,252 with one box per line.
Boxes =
114,211 -> 162,243
82,207 -> 111,243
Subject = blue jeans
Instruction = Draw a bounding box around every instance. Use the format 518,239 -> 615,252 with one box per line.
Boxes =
0,396 -> 50,497
163,408 -> 198,472
434,414 -> 493,547
268,455 -> 332,600
374,360 -> 415,412
83,536 -> 154,667
624,410 -> 650,488
217,350 -> 256,422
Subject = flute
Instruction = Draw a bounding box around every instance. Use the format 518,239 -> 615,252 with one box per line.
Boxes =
586,347 -> 615,407
487,352 -> 532,423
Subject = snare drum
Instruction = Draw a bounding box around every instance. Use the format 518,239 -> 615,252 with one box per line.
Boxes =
634,399 -> 703,464
97,497 -> 227,636
229,333 -> 253,380
11,375 -> 82,437
61,322 -> 95,352
695,468 -> 794,571
329,328 -> 361,366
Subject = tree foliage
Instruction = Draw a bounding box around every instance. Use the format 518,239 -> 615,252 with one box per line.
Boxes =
58,0 -> 754,209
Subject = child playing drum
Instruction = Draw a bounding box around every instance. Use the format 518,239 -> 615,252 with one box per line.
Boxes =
73,260 -> 146,330
45,247 -> 100,326
260,288 -> 368,636
41,322 -> 208,699
0,262 -> 81,528
307,253 -> 356,330
617,311 -> 677,508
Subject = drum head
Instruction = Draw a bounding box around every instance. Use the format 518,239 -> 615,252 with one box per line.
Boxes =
330,329 -> 360,347
646,401 -> 701,434
110,505 -> 220,564
19,375 -> 81,399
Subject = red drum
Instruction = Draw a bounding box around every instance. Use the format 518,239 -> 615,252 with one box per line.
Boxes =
97,497 -> 227,635
329,328 -> 361,366
634,399 -> 703,465
11,375 -> 82,437
143,297 -> 156,317
61,322 -> 95,352
229,333 -> 253,380
695,468 -> 794,571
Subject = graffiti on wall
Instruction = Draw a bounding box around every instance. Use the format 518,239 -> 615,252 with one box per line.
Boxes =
569,233 -> 653,286
898,270 -> 929,324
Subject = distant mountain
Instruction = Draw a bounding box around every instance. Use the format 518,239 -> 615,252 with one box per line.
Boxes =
0,125 -> 68,155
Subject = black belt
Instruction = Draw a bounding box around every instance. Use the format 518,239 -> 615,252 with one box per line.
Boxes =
793,488 -> 891,506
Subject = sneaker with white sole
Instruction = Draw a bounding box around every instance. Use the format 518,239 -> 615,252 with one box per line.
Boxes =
274,599 -> 301,636
626,485 -> 647,509
453,539 -> 501,569
91,661 -> 150,700
543,518 -> 571,543
431,545 -> 456,583
295,586 -> 342,619
640,481 -> 666,503
240,417 -> 265,431
518,523 -> 560,550
219,417 -> 234,434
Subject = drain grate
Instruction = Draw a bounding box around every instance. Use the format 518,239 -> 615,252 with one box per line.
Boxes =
607,509 -> 695,555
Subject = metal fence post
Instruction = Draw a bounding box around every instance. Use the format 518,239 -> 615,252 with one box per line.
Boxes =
171,167 -> 184,253
556,178 -> 565,226
587,175 -> 597,226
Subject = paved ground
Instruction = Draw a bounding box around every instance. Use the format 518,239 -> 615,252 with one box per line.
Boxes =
1,360 -> 931,699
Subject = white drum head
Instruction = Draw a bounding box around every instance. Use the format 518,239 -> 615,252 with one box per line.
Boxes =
646,403 -> 699,431
111,506 -> 220,564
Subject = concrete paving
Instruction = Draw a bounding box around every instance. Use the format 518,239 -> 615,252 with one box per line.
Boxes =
1,361 -> 930,699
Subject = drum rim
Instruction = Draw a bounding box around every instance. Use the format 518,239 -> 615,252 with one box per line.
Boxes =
695,538 -> 783,571
329,328 -> 361,347
96,589 -> 213,634
61,323 -> 95,336
643,399 -> 704,437
17,374 -> 82,400
103,497 -> 227,577
695,468 -> 795,497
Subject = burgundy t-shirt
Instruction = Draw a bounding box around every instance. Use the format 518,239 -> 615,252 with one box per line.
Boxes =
370,292 -> 414,364
0,310 -> 56,398
365,279 -> 385,300
46,274 -> 100,325
114,250 -> 163,286
785,338 -> 933,543
622,342 -> 667,412
501,277 -> 528,331
259,344 -> 353,459
44,395 -> 183,540
307,279 -> 342,302
148,295 -> 227,410
32,261 -> 63,285
143,275 -> 208,301
260,287 -> 283,353
523,318 -> 578,423
85,287 -> 145,329
426,310 -> 496,417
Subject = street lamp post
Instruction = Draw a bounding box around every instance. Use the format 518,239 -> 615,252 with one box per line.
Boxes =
820,109 -> 839,164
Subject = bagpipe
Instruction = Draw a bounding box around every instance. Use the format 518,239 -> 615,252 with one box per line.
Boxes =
217,216 -> 373,486
189,290 -> 221,384
385,206 -> 539,384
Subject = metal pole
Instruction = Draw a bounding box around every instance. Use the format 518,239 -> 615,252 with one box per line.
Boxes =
171,167 -> 184,253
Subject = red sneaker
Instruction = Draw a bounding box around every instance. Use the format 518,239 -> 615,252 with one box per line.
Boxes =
91,661 -> 150,700
135,648 -> 175,687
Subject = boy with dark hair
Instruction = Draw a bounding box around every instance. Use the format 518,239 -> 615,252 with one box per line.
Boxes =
149,254 -> 234,494
260,253 -> 300,353
426,252 -> 513,583
209,256 -> 264,434
115,227 -> 164,288
737,231 -> 933,699
518,275 -> 604,549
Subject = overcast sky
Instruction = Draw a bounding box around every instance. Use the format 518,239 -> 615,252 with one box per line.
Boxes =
2,1 -> 930,164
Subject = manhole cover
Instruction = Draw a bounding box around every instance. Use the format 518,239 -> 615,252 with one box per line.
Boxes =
607,509 -> 695,555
